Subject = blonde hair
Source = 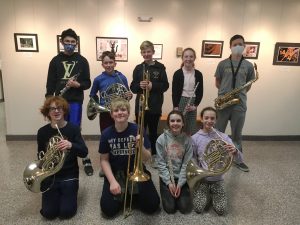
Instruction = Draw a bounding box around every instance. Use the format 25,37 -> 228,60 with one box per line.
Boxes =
110,98 -> 130,113
140,40 -> 154,51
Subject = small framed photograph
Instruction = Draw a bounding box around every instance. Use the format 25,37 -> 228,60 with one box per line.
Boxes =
201,40 -> 224,58
243,42 -> 260,59
153,44 -> 163,60
273,42 -> 300,66
14,33 -> 39,52
57,35 -> 80,54
96,37 -> 128,61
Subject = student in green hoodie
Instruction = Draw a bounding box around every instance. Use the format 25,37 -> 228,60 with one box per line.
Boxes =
156,110 -> 193,214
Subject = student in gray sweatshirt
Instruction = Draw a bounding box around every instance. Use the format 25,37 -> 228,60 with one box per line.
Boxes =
156,110 -> 193,214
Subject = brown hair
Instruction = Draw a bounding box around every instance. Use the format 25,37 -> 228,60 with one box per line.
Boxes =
166,110 -> 185,129
40,96 -> 69,120
181,47 -> 196,68
140,40 -> 154,51
101,51 -> 116,61
199,106 -> 217,129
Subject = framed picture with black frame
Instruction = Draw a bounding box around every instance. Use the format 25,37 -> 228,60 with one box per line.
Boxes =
201,40 -> 224,58
272,42 -> 300,66
96,37 -> 128,61
14,33 -> 39,52
57,35 -> 80,54
243,42 -> 260,59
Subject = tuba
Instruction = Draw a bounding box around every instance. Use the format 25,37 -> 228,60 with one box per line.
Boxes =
23,124 -> 68,193
186,128 -> 233,191
214,63 -> 259,110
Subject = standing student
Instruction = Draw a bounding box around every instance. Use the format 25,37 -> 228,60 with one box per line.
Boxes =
156,110 -> 193,214
215,34 -> 255,172
45,28 -> 93,176
89,51 -> 132,133
99,98 -> 160,218
192,106 -> 243,215
38,96 -> 88,219
172,48 -> 203,135
130,40 -> 169,166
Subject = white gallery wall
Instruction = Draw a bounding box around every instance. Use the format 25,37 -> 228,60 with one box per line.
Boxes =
0,0 -> 299,136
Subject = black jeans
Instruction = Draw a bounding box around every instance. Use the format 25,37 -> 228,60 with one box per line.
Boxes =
100,170 -> 160,218
159,178 -> 192,214
136,112 -> 160,155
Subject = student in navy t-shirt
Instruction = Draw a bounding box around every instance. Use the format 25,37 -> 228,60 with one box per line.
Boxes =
99,98 -> 160,218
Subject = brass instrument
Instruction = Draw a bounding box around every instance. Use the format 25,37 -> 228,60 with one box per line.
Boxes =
123,94 -> 150,218
23,124 -> 68,193
86,83 -> 128,120
59,72 -> 80,96
182,82 -> 200,116
214,63 -> 259,110
143,64 -> 150,110
186,128 -> 233,192
86,97 -> 110,120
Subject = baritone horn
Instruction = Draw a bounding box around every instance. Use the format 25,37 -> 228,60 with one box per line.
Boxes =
186,128 -> 233,191
123,93 -> 150,218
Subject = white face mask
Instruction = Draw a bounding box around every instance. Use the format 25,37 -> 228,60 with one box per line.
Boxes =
231,45 -> 245,56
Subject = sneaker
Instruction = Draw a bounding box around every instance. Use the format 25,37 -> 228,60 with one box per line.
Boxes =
235,162 -> 249,172
82,158 -> 94,176
99,170 -> 105,177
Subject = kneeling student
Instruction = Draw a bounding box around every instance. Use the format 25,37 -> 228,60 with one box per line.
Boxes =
156,110 -> 193,214
99,98 -> 160,218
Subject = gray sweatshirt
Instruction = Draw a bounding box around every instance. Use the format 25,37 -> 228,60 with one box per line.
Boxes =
156,129 -> 193,187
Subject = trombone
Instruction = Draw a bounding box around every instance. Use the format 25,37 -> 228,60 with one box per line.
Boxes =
123,93 -> 150,218
142,64 -> 150,111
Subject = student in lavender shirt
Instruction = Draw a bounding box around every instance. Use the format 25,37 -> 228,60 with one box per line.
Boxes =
191,107 -> 243,215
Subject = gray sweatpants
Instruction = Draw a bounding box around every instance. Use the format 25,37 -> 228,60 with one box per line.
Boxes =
215,107 -> 246,152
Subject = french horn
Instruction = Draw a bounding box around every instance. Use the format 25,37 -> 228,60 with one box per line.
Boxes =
186,129 -> 233,191
23,125 -> 68,193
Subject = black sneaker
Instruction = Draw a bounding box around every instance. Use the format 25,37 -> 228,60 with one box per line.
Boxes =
235,162 -> 249,172
82,158 -> 94,176
99,170 -> 105,177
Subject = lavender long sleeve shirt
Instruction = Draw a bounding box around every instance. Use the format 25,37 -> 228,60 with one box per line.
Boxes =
192,129 -> 243,181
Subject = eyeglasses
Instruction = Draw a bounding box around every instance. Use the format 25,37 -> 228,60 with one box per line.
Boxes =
49,106 -> 63,112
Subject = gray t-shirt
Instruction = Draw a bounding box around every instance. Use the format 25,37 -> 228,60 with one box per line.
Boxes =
215,57 -> 255,111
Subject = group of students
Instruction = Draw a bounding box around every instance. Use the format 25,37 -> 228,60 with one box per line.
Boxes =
37,28 -> 254,219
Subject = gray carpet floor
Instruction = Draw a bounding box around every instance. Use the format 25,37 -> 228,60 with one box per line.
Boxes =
0,103 -> 299,225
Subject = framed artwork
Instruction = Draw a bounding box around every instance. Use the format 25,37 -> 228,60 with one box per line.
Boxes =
201,40 -> 224,58
57,35 -> 80,54
14,33 -> 39,52
243,42 -> 260,59
273,42 -> 300,66
96,37 -> 128,61
153,44 -> 163,59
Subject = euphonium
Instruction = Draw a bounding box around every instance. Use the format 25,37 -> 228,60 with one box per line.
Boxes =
186,128 -> 233,191
23,124 -> 68,193
214,63 -> 259,110
123,94 -> 149,218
